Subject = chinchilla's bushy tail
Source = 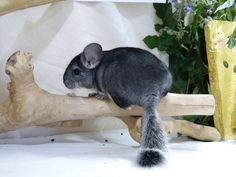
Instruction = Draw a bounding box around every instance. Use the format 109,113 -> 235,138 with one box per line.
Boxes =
137,105 -> 166,167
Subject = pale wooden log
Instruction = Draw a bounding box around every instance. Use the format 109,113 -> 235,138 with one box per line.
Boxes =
162,120 -> 221,141
118,116 -> 141,143
0,0 -> 61,16
43,120 -> 83,127
0,51 -> 219,141
118,117 -> 221,142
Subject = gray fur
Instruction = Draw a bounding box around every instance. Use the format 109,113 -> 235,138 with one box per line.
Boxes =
81,43 -> 103,69
63,43 -> 172,167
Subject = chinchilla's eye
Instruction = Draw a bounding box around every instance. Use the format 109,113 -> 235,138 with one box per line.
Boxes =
72,68 -> 80,75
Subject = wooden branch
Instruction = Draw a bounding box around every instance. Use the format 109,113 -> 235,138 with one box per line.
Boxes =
0,0 -> 61,16
0,51 -> 220,141
162,120 -> 221,141
119,116 -> 221,142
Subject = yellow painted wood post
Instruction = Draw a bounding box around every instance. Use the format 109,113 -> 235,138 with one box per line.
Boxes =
204,20 -> 236,140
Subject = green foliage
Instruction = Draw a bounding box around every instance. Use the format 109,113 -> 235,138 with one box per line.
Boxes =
184,115 -> 214,126
227,26 -> 236,48
144,0 -> 236,125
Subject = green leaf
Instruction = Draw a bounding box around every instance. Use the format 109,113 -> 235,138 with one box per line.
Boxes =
144,32 -> 177,52
164,4 -> 176,29
229,9 -> 236,21
159,35 -> 176,51
154,3 -> 176,29
227,27 -> 236,49
143,35 -> 160,49
153,3 -> 170,19
214,0 -> 235,14
155,24 -> 163,32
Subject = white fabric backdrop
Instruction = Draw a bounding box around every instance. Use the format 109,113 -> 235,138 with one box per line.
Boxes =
1,3 -> 236,177
0,1 -> 168,132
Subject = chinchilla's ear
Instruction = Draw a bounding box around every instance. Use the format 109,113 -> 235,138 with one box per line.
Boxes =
81,43 -> 103,69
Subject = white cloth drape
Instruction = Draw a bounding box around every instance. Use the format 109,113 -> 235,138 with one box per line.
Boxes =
0,1 -> 168,131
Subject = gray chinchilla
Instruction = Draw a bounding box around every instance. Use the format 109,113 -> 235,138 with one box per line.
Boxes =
63,43 -> 172,167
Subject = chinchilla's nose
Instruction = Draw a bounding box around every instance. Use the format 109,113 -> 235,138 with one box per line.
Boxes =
63,78 -> 76,89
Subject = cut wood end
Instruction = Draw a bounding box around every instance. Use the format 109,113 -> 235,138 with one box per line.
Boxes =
5,51 -> 33,77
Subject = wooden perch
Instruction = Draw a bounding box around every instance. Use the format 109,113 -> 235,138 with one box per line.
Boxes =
0,0 -> 61,16
0,51 -> 220,142
119,117 -> 221,142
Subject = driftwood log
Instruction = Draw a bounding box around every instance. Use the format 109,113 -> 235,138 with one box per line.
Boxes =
0,51 -> 220,141
0,0 -> 62,16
